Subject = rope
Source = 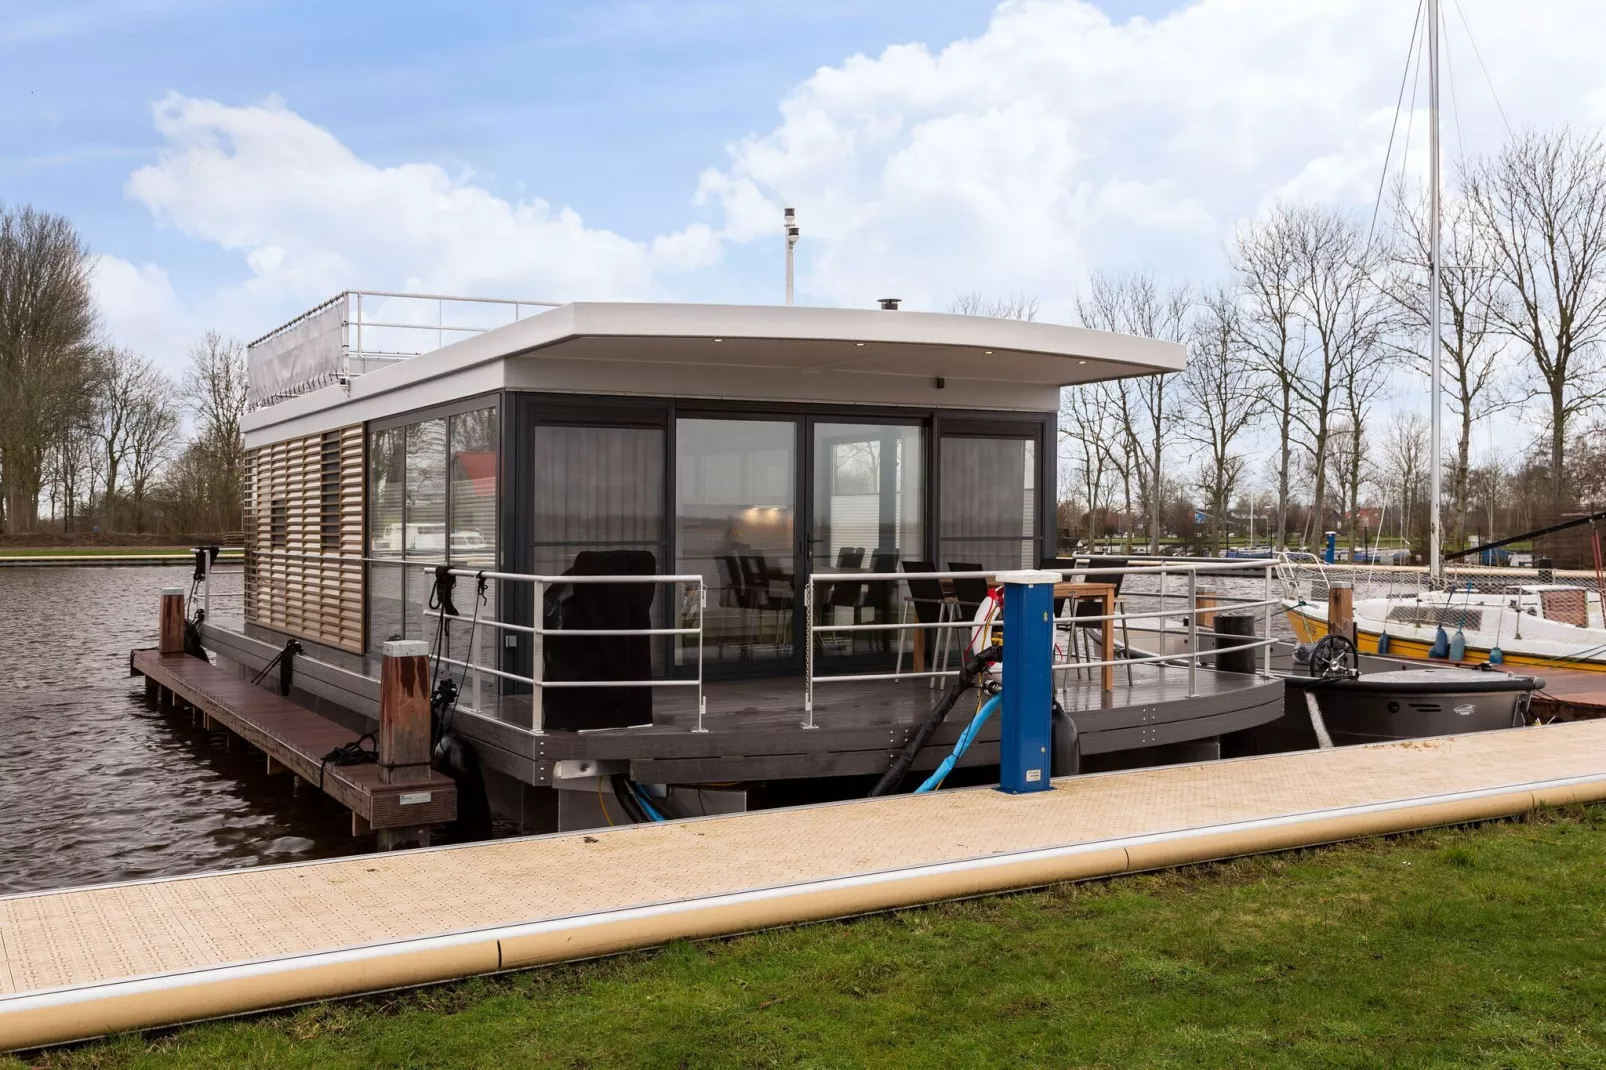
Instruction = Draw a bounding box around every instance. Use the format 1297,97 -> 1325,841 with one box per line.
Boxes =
428,569 -> 489,747
318,732 -> 378,792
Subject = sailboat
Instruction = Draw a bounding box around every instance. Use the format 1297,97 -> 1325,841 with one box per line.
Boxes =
1277,0 -> 1606,674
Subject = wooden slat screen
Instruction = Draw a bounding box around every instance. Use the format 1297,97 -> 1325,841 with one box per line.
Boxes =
244,425 -> 366,652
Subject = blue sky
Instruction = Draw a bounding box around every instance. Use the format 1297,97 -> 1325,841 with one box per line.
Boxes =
1,0 -> 1597,393
5,0 -> 1173,330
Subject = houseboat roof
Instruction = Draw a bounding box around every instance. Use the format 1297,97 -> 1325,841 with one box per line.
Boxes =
243,297 -> 1185,448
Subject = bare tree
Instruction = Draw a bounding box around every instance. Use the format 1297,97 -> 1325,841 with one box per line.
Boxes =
182,330 -> 250,532
1382,411 -> 1431,551
1464,128 -> 1606,512
1388,179 -> 1511,549
0,204 -> 98,532
1230,203 -> 1308,550
89,347 -> 174,530
1059,385 -> 1116,549
1180,289 -> 1265,554
949,292 -> 1040,321
1077,271 -> 1191,553
1284,205 -> 1391,546
124,371 -> 180,533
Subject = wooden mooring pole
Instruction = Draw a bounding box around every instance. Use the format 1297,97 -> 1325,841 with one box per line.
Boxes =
1327,582 -> 1354,643
377,640 -> 434,850
158,586 -> 186,656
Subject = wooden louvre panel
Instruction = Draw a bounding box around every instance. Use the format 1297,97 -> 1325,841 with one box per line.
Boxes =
244,425 -> 366,652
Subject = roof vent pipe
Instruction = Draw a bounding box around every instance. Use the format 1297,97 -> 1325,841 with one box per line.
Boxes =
878,297 -> 901,311
784,208 -> 799,306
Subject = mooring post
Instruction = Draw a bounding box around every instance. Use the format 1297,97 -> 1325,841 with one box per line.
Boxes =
379,640 -> 433,785
997,569 -> 1058,794
1327,582 -> 1354,643
374,633 -> 427,784
158,586 -> 186,656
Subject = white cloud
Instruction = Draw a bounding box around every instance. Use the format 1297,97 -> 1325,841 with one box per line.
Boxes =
90,254 -> 193,372
698,0 -> 1606,314
99,0 -> 1606,354
119,92 -> 720,339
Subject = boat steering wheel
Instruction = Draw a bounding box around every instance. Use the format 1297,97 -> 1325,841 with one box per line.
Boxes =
1308,633 -> 1357,679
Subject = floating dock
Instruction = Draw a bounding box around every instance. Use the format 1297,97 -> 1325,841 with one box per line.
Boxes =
5,719 -> 1606,1051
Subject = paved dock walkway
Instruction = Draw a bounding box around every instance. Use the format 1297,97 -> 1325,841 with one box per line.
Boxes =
5,720 -> 1606,1049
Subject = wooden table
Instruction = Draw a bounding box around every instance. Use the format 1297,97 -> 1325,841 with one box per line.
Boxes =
911,580 -> 1118,692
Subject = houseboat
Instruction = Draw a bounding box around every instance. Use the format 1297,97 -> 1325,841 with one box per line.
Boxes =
215,291 -> 1285,833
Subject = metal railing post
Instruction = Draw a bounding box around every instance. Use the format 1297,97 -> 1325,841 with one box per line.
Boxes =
203,544 -> 211,623
1187,567 -> 1198,696
530,578 -> 545,735
802,578 -> 816,728
694,580 -> 708,733
1262,563 -> 1274,676
1157,565 -> 1168,671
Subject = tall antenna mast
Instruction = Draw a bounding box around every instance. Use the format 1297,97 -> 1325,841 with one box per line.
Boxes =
784,207 -> 799,306
1428,0 -> 1443,582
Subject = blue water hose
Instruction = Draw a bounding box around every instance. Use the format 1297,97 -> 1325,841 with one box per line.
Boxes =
630,781 -> 667,822
915,692 -> 1003,793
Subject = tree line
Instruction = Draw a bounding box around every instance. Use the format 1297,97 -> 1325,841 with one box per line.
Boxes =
0,204 -> 248,537
1036,126 -> 1606,558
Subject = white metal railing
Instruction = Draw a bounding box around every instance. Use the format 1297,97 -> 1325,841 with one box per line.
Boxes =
248,290 -> 563,406
420,566 -> 706,735
805,560 -> 1283,728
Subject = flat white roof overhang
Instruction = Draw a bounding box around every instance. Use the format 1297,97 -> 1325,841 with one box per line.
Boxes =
244,302 -> 1184,447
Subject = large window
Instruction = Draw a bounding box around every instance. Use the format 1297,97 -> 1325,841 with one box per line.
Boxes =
449,408 -> 499,568
367,403 -> 499,650
367,426 -> 406,649
939,435 -> 1038,573
811,423 -> 922,660
677,418 -> 797,668
531,424 -> 665,577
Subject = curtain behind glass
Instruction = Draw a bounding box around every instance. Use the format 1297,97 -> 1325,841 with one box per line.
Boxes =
531,425 -> 664,577
939,436 -> 1038,572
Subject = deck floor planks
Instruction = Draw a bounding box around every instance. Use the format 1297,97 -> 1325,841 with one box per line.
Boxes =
131,650 -> 456,829
5,717 -> 1606,1001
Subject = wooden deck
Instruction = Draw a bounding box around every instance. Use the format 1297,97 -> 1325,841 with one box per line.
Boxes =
462,665 -> 1286,784
131,650 -> 456,833
5,718 -> 1606,1049
1528,666 -> 1606,720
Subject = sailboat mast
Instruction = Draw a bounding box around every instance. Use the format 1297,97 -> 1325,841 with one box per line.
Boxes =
1427,0 -> 1443,582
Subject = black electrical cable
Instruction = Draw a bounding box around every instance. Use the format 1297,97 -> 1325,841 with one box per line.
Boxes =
251,639 -> 301,688
868,644 -> 1001,797
610,773 -> 650,824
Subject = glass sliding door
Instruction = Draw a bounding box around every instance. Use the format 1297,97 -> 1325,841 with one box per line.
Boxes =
939,434 -> 1039,573
676,417 -> 798,669
810,422 -> 923,662
531,424 -> 666,578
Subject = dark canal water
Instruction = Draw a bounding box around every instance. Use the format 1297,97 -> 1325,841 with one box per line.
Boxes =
0,566 -> 368,896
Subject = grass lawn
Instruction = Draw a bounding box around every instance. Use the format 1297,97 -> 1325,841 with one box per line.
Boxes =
11,806 -> 1606,1069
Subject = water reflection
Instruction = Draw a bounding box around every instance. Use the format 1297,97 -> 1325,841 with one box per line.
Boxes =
0,566 -> 371,895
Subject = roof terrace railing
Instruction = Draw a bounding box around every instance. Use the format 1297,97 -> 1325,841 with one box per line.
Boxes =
246,290 -> 562,409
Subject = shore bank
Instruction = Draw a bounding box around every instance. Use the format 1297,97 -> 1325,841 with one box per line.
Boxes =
9,807 -> 1604,1068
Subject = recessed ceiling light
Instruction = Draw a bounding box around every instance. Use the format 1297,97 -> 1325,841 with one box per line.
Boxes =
984,350 -> 993,355
855,342 -> 864,346
1078,360 -> 1086,364
713,338 -> 723,342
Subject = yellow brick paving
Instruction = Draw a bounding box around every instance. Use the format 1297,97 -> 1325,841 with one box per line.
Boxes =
4,721 -> 1606,997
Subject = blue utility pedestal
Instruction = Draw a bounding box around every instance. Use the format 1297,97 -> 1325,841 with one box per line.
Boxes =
997,569 -> 1059,794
